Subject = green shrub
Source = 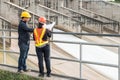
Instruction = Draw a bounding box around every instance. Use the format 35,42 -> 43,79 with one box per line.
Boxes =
115,0 -> 120,2
0,69 -> 41,80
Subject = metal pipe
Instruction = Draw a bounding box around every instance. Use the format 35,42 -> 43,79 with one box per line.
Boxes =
0,36 -> 119,47
80,44 -> 82,78
3,21 -> 6,64
82,61 -> 118,68
51,40 -> 119,47
118,46 -> 120,80
0,50 -> 118,68
2,28 -> 120,37
32,14 -> 35,28
0,29 -> 17,32
52,32 -> 120,37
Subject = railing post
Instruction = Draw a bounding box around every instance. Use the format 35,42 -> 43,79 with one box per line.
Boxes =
50,28 -> 54,58
80,43 -> 82,79
118,23 -> 120,34
118,45 -> 120,80
3,21 -> 6,64
32,14 -> 35,28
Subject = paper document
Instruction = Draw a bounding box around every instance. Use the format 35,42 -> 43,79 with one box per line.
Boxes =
45,22 -> 56,30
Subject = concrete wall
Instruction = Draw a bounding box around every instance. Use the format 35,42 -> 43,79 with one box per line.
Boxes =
82,1 -> 120,21
63,0 -> 79,10
0,0 -> 20,26
0,0 -> 119,34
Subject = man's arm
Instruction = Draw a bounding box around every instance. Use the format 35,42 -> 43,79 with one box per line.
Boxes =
21,23 -> 34,32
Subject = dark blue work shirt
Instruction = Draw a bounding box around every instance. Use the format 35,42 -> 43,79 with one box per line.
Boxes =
18,20 -> 33,44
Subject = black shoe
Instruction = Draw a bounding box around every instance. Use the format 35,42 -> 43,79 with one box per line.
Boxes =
23,69 -> 31,72
39,74 -> 44,77
47,74 -> 51,77
17,70 -> 24,73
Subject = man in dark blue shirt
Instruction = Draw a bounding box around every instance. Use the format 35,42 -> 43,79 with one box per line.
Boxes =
18,11 -> 34,73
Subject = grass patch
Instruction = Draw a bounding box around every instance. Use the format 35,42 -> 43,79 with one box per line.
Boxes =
0,69 -> 41,80
108,0 -> 120,3
115,0 -> 120,3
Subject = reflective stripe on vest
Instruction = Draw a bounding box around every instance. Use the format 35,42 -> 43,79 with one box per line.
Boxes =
34,28 -> 48,47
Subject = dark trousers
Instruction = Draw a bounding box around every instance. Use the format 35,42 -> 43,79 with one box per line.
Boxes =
36,45 -> 51,75
18,42 -> 29,70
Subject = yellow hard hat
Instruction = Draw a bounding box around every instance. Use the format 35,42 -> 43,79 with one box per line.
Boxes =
21,11 -> 31,18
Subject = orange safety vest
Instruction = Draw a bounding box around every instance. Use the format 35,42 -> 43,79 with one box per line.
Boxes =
34,27 -> 48,47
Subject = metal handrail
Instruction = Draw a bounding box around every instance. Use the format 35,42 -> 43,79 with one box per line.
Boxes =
51,40 -> 119,47
0,33 -> 119,79
0,46 -> 118,68
0,26 -> 119,79
0,16 -> 84,79
2,29 -> 120,37
52,32 -> 120,37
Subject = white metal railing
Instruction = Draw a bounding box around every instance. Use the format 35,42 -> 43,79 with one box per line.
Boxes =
0,16 -> 120,79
